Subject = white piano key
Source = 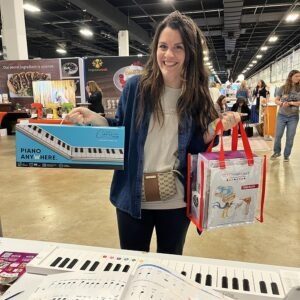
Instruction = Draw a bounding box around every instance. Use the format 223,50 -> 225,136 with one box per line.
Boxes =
199,264 -> 209,285
217,266 -> 228,289
253,271 -> 265,294
270,272 -> 284,296
243,269 -> 255,292
190,263 -> 201,284
207,265 -> 217,287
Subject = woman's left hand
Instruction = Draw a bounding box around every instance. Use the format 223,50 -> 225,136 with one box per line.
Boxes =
220,112 -> 241,130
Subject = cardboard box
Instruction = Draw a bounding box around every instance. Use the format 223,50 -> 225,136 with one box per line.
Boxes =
16,123 -> 124,169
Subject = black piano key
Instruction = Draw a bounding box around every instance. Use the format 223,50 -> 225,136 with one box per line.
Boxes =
120,149 -> 123,154
89,261 -> 100,271
38,128 -> 42,134
66,259 -> 78,269
50,257 -> 62,267
80,260 -> 91,270
93,148 -> 97,153
67,145 -> 70,150
80,148 -> 84,153
58,258 -> 70,268
232,277 -> 239,290
88,148 -> 92,153
104,263 -> 113,271
45,133 -> 49,138
62,142 -> 65,148
195,273 -> 201,283
259,281 -> 267,293
222,276 -> 228,288
75,147 -> 78,152
50,136 -> 54,141
271,282 -> 279,295
33,126 -> 37,131
181,271 -> 187,276
205,274 -> 212,286
28,125 -> 32,128
122,265 -> 130,272
58,140 -> 61,145
113,264 -> 121,271
106,149 -> 110,154
112,149 -> 115,154
243,279 -> 250,291
98,149 -> 102,153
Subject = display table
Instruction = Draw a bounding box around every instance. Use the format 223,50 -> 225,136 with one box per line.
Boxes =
1,237 -> 300,300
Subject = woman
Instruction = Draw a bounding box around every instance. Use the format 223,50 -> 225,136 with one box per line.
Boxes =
231,97 -> 251,122
236,80 -> 250,103
253,79 -> 267,113
86,81 -> 105,114
214,95 -> 228,115
271,70 -> 300,162
209,81 -> 220,103
66,11 -> 240,255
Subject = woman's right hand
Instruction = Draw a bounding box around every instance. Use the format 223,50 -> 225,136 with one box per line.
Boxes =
65,107 -> 108,126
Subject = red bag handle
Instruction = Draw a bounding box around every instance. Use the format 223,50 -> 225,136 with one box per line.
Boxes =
207,120 -> 254,168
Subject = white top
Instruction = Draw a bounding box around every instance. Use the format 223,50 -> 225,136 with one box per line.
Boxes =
142,86 -> 185,209
209,87 -> 220,103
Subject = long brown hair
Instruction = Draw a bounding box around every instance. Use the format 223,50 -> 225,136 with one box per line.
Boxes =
86,81 -> 102,94
283,70 -> 300,94
216,95 -> 227,110
137,11 -> 218,129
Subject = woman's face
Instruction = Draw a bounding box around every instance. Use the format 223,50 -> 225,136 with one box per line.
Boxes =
291,73 -> 300,84
222,97 -> 227,104
86,85 -> 90,93
156,27 -> 185,88
257,80 -> 262,87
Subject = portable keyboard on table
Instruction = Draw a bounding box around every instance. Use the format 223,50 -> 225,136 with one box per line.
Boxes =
26,246 -> 300,300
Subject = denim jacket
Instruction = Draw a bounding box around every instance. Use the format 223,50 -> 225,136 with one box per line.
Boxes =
107,75 -> 214,218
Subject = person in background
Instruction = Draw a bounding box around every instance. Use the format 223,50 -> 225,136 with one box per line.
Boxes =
86,81 -> 105,114
231,97 -> 251,122
270,70 -> 300,162
214,95 -> 228,115
215,95 -> 231,136
209,81 -> 220,103
253,79 -> 267,113
66,11 -> 240,255
236,80 -> 250,103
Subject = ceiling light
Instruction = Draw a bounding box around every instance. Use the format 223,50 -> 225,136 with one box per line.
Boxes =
56,48 -> 67,54
249,64 -> 253,67
79,28 -> 93,37
286,13 -> 299,22
137,54 -> 143,57
23,3 -> 41,12
269,36 -> 278,42
204,56 -> 209,61
256,55 -> 262,59
205,62 -> 211,66
252,60 -> 257,64
261,46 -> 268,51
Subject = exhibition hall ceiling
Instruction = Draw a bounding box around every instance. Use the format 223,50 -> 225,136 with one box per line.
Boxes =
1,0 -> 300,82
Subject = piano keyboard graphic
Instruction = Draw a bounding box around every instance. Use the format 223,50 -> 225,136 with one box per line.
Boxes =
26,246 -> 299,300
17,124 -> 124,162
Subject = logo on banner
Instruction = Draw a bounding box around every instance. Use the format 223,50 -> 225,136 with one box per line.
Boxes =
92,59 -> 103,69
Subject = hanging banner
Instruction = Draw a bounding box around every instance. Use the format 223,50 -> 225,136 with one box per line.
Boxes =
84,56 -> 148,117
0,58 -> 85,109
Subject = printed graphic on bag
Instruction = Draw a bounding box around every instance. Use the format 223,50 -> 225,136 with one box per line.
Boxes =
201,155 -> 263,229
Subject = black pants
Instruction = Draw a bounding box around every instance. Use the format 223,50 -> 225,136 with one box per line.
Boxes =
116,208 -> 190,255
